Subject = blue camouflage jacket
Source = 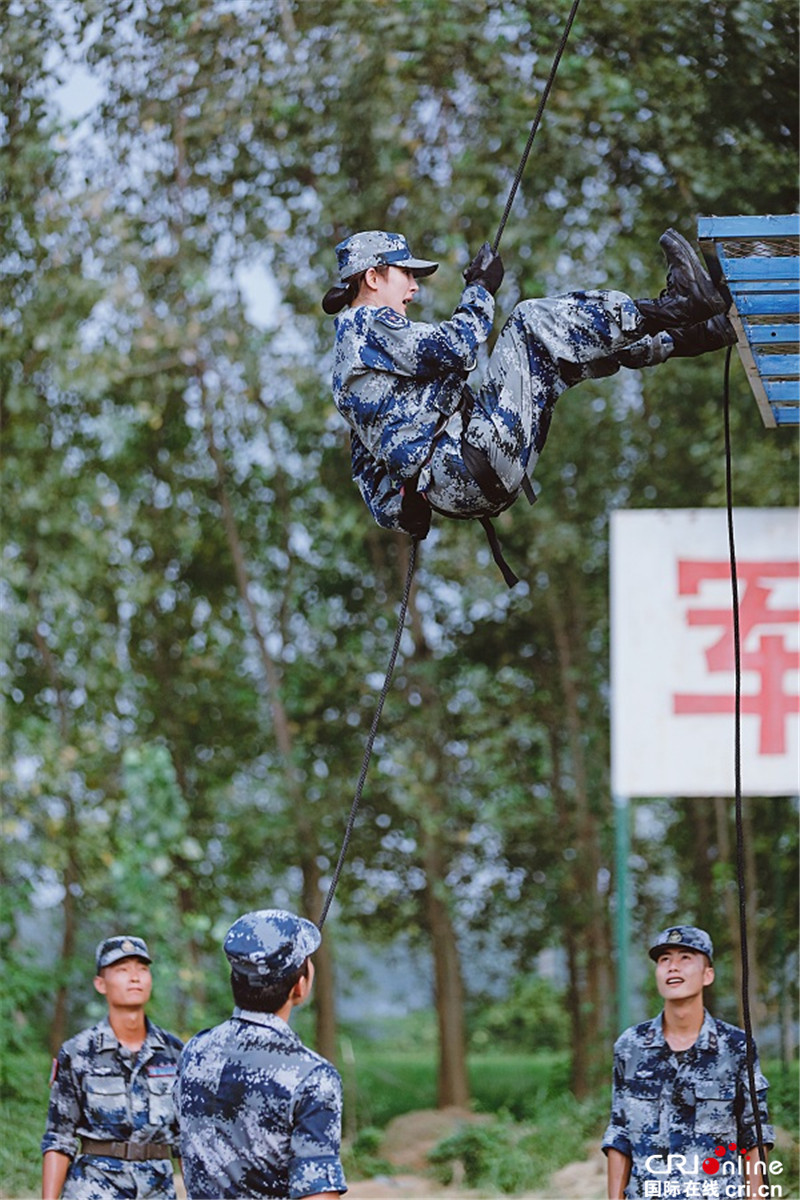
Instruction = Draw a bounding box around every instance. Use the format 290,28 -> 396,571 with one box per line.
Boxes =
176,1007 -> 347,1199
602,1009 -> 773,1199
332,282 -> 495,530
41,1016 -> 183,1198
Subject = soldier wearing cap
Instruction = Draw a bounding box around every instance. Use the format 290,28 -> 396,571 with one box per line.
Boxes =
176,909 -> 347,1199
41,935 -> 183,1200
602,925 -> 773,1199
325,229 -> 734,562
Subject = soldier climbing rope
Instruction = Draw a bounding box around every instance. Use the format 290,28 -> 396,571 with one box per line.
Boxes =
317,0 -> 584,931
315,3 -> 767,1172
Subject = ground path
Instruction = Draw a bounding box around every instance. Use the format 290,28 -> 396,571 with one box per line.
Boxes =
345,1108 -> 607,1199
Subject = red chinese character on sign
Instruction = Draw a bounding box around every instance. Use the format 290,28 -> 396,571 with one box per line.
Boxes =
673,560 -> 800,755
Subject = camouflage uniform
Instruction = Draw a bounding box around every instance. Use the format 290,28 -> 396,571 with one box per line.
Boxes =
177,1008 -> 346,1199
176,908 -> 346,1199
333,278 -> 664,530
41,1015 -> 183,1199
602,1009 -> 773,1199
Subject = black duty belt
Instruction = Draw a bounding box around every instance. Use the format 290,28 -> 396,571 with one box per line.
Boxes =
80,1139 -> 172,1161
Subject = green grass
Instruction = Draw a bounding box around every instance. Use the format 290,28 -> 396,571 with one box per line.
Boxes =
3,1042 -> 796,1199
342,1048 -> 571,1129
1,1046 -> 52,1198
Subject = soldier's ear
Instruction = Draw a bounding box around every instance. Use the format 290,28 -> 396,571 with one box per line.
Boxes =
704,963 -> 715,987
94,973 -> 107,996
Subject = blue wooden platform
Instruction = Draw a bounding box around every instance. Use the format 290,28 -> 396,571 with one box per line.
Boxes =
697,214 -> 799,428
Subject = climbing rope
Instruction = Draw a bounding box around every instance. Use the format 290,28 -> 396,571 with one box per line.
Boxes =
317,539 -> 418,929
318,2 -> 583,927
493,0 -> 582,253
722,345 -> 768,1168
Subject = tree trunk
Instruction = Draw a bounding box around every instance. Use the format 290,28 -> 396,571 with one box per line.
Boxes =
203,396 -> 337,1058
713,796 -> 743,1024
421,813 -> 470,1108
741,802 -> 762,1025
548,587 -> 611,1092
406,552 -> 469,1108
50,808 -> 78,1054
564,925 -> 587,1097
302,854 -> 337,1063
30,585 -> 79,1053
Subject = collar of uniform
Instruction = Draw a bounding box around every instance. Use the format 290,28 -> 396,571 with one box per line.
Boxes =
652,1008 -> 718,1053
233,1007 -> 296,1036
693,1008 -> 719,1052
96,1015 -> 161,1052
645,1013 -> 668,1049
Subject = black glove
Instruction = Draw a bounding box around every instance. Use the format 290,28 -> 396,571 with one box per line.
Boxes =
463,242 -> 504,296
399,486 -> 432,540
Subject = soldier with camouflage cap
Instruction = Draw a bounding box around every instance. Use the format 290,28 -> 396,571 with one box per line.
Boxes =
176,909 -> 347,1199
41,936 -> 183,1200
602,925 -> 773,1199
326,229 -> 734,566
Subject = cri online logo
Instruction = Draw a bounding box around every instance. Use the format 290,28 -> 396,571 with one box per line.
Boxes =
703,1144 -> 741,1175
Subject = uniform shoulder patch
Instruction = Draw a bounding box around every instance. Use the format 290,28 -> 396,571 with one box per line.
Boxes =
374,306 -> 410,330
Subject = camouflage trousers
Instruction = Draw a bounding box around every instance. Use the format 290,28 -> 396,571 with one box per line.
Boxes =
425,289 -> 660,514
61,1156 -> 177,1199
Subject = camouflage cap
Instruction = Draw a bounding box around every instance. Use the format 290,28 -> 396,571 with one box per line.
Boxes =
649,925 -> 714,963
335,230 -> 439,282
224,909 -> 321,985
95,935 -> 152,972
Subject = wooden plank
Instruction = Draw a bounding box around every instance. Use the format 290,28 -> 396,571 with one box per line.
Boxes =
722,257 -> 799,282
736,293 -> 799,315
698,214 -> 798,426
752,353 -> 798,376
746,324 -> 800,345
766,381 -> 800,402
697,215 -> 800,239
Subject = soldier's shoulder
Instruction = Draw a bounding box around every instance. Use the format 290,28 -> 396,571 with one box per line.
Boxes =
614,1020 -> 656,1051
151,1022 -> 185,1055
59,1020 -> 104,1059
708,1016 -> 747,1049
374,306 -> 411,331
181,1024 -> 221,1055
297,1043 -> 343,1084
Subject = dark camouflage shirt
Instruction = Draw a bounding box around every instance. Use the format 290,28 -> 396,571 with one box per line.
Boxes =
602,1010 -> 773,1198
332,283 -> 495,530
176,1007 -> 347,1199
41,1015 -> 183,1199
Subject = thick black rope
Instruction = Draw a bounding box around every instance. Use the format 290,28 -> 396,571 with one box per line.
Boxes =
493,0 -> 582,253
317,540 -> 418,929
319,2 -> 583,928
722,345 -> 768,1168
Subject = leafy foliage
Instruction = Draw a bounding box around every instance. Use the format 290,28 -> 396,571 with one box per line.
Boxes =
0,0 -> 796,1151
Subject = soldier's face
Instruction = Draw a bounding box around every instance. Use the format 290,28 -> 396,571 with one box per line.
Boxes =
654,947 -> 714,1001
372,265 -> 420,315
94,956 -> 153,1009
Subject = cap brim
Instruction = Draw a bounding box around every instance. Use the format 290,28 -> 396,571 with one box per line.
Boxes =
297,916 -> 322,956
403,258 -> 438,277
100,951 -> 153,969
648,942 -> 711,962
340,257 -> 439,283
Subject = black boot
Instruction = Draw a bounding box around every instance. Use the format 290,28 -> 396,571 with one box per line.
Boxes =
636,228 -> 728,333
668,314 -> 737,358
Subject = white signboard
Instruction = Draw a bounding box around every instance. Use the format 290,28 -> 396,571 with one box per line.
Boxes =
611,508 -> 799,797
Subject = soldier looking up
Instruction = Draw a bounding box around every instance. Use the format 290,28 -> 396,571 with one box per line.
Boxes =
602,925 -> 774,1199
324,230 -> 735,548
41,935 -> 183,1200
176,909 -> 347,1200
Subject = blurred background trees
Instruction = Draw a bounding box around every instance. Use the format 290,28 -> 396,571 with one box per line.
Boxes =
2,0 -> 797,1163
